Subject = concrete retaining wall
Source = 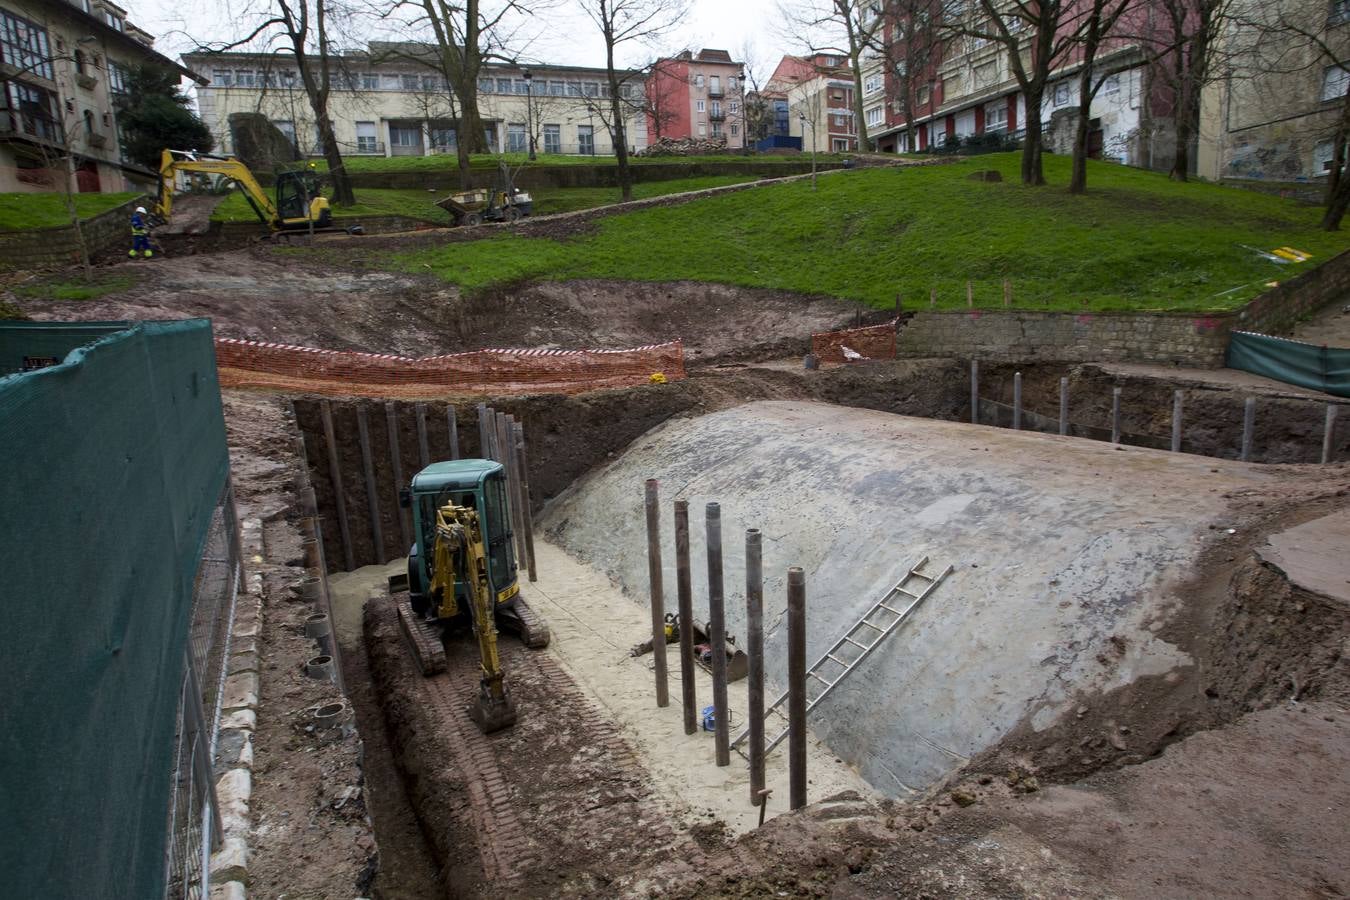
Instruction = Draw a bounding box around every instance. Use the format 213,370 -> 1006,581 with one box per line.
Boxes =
348,160 -> 841,192
0,194 -> 147,270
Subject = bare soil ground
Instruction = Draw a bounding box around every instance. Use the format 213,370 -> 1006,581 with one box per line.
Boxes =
11,248 -> 866,360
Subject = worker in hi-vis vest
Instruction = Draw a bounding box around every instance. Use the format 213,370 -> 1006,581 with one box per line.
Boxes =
129,206 -> 152,258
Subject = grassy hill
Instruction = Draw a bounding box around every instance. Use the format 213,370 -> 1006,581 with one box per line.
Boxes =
0,192 -> 141,231
396,153 -> 1350,313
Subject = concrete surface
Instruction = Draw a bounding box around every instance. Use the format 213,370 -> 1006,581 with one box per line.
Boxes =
539,400 -> 1279,796
1258,508 -> 1350,605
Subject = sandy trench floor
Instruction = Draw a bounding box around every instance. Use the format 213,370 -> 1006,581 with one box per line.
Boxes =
327,540 -> 872,839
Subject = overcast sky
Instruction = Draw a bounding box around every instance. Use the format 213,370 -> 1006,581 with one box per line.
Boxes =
125,0 -> 798,81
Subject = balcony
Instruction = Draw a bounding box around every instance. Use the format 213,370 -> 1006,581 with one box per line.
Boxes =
709,111 -> 726,122
708,87 -> 725,98
76,73 -> 98,91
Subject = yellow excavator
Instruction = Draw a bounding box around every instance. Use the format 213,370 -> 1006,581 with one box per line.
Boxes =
390,459 -> 550,733
151,148 -> 333,233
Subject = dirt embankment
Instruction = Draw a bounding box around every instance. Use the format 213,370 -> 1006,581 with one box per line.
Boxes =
12,248 -> 871,361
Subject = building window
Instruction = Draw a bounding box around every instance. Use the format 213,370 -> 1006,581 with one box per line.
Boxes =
356,121 -> 378,153
1332,0 -> 1350,25
107,62 -> 130,95
390,125 -> 421,147
549,80 -> 565,96
430,125 -> 455,151
711,100 -> 721,117
1315,139 -> 1337,174
864,74 -> 882,95
833,137 -> 850,151
985,99 -> 1008,131
235,70 -> 256,87
728,75 -> 737,91
577,124 -> 594,155
583,82 -> 599,97
104,11 -> 123,30
212,69 -> 232,87
710,75 -> 721,94
866,105 -> 883,126
1,11 -> 54,81
1053,82 -> 1071,106
361,73 -> 378,90
712,122 -> 723,136
696,99 -> 705,112
4,80 -> 63,142
543,123 -> 561,154
567,81 -> 582,96
918,84 -> 931,105
698,122 -> 706,136
492,77 -> 509,93
695,74 -> 704,87
507,122 -> 527,152
1323,65 -> 1350,100
1101,74 -> 1120,96
514,79 -> 530,95
974,62 -> 995,88
730,123 -> 739,135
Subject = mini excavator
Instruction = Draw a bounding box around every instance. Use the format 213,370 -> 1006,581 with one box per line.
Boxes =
390,460 -> 549,733
151,149 -> 334,233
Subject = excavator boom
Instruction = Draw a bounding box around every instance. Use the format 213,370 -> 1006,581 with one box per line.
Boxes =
153,149 -> 331,233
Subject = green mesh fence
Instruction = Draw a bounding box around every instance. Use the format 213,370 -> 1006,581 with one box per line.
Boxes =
0,319 -> 228,900
1227,331 -> 1350,398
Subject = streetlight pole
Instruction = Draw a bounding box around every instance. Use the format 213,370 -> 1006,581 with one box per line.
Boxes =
799,112 -> 816,190
523,68 -> 536,161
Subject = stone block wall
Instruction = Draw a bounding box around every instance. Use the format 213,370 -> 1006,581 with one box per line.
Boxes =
897,308 -> 1233,367
0,194 -> 148,270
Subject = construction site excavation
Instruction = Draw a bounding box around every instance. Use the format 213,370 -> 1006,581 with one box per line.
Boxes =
6,152 -> 1350,900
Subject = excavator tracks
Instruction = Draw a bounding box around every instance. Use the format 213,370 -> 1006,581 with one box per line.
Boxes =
498,596 -> 551,649
394,591 -> 446,676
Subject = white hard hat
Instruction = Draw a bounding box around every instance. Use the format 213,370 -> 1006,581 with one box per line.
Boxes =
136,206 -> 147,214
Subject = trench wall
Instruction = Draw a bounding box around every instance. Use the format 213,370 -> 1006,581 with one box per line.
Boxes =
812,319 -> 899,363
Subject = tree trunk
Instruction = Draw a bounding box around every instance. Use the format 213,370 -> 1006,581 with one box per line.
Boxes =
1069,58 -> 1097,194
1021,88 -> 1046,185
851,53 -> 871,152
1322,166 -> 1350,230
605,39 -> 633,202
317,111 -> 354,206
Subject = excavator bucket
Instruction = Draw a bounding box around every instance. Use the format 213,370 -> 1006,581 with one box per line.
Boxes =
468,682 -> 517,734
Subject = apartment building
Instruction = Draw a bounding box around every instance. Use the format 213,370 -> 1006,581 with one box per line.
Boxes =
767,54 -> 858,153
866,4 -> 1171,171
183,44 -> 649,160
1,0 -> 201,192
1198,0 -> 1350,184
644,48 -> 746,148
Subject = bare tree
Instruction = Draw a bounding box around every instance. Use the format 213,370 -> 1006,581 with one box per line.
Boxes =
778,0 -> 886,151
200,0 -> 358,205
378,0 -> 545,186
875,0 -> 942,153
735,41 -> 773,149
941,0 -> 1084,185
1068,0 -> 1134,193
641,56 -> 686,141
1227,0 -> 1350,228
1129,0 -> 1230,182
574,0 -> 688,201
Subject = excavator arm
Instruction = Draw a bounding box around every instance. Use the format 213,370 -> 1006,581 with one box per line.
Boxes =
155,149 -> 280,227
429,504 -> 517,733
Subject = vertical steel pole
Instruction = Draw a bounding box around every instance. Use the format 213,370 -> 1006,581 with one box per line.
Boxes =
1324,404 -> 1339,464
355,405 -> 384,563
1172,390 -> 1184,453
386,402 -> 411,551
447,405 -> 460,460
476,402 -> 490,458
319,400 -> 355,571
706,502 -> 730,766
644,479 -> 669,708
498,413 -> 527,565
1111,387 -> 1122,445
512,422 -> 537,582
416,401 -> 431,468
970,359 -> 979,425
674,500 -> 696,735
1058,376 -> 1069,436
746,528 -> 765,807
1241,397 -> 1255,462
787,566 -> 807,810
1012,371 -> 1022,431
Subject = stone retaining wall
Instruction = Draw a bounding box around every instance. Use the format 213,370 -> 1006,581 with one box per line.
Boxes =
0,194 -> 147,270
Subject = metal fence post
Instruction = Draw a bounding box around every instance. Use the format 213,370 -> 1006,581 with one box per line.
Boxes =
707,502 -> 730,767
645,479 -> 669,708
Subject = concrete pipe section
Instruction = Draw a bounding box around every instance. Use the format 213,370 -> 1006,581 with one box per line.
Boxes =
540,400 -> 1281,797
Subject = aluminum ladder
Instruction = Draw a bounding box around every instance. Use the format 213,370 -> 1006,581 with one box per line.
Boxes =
730,556 -> 954,756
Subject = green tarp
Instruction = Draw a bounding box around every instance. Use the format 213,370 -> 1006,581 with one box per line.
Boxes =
0,320 -> 228,900
1226,331 -> 1350,398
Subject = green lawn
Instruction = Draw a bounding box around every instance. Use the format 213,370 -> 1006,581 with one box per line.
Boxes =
211,176 -> 761,224
0,192 -> 141,231
11,273 -> 135,302
392,153 -> 1350,312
